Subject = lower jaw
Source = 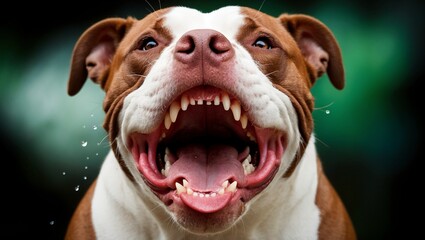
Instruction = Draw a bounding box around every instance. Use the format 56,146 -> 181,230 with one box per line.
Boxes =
169,198 -> 245,234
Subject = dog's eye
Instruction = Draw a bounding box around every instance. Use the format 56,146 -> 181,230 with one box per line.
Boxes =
253,37 -> 273,49
139,37 -> 158,51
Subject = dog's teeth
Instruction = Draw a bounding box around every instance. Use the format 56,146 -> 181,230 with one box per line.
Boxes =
242,155 -> 255,175
206,101 -> 212,105
247,132 -> 256,142
181,94 -> 189,111
211,192 -> 217,197
170,101 -> 180,123
218,188 -> 225,195
226,181 -> 237,193
199,193 -> 205,198
214,95 -> 220,105
176,182 -> 186,195
240,113 -> 248,129
164,113 -> 172,130
222,180 -> 229,188
193,192 -> 199,197
222,93 -> 230,110
190,98 -> 196,105
197,99 -> 203,105
230,100 -> 241,121
182,179 -> 188,187
187,188 -> 193,195
163,154 -> 171,177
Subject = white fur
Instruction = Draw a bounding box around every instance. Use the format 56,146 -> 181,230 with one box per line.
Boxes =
91,6 -> 320,239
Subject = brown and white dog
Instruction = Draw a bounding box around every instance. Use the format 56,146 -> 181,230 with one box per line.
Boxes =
65,6 -> 356,240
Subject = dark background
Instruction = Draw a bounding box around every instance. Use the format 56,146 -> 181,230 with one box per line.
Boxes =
0,0 -> 423,239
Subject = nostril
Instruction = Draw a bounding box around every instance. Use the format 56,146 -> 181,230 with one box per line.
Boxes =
176,35 -> 195,54
209,35 -> 231,55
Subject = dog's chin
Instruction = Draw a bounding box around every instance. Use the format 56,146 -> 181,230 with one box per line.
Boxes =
170,199 -> 244,234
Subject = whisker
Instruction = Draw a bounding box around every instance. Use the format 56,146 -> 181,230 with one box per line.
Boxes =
144,0 -> 159,16
252,0 -> 268,22
314,101 -> 334,111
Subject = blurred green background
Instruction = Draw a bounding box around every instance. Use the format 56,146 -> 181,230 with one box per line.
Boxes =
0,0 -> 422,239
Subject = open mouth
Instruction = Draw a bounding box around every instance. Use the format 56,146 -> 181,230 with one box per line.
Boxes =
128,85 -> 286,213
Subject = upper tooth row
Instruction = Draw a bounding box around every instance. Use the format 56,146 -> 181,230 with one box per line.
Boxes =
175,179 -> 237,196
164,92 -> 248,130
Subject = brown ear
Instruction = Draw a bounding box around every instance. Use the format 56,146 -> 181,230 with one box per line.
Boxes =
68,17 -> 135,96
280,14 -> 344,90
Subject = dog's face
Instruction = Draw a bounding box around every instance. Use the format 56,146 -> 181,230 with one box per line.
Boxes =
68,6 -> 343,234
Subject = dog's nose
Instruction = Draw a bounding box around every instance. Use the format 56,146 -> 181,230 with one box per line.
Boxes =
174,29 -> 234,65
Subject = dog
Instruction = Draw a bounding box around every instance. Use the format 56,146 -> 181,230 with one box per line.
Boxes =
65,5 -> 356,240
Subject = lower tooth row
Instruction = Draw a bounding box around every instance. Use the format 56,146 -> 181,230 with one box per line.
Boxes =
175,180 -> 237,195
161,152 -> 255,177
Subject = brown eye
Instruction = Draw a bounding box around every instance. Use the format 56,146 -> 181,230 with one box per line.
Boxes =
253,37 -> 273,49
140,37 -> 158,51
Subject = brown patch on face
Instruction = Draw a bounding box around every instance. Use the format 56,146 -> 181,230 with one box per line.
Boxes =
238,8 -> 316,176
102,9 -> 173,142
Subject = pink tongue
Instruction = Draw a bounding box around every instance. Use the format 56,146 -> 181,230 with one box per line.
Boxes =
167,144 -> 245,213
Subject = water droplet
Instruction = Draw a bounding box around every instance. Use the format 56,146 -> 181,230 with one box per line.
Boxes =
97,142 -> 101,146
325,110 -> 331,115
49,220 -> 55,225
81,141 -> 88,147
84,166 -> 88,170
96,153 -> 99,156
75,185 -> 80,191
62,172 -> 66,176
82,125 -> 86,129
83,176 -> 87,180
90,114 -> 94,117
93,125 -> 98,130
86,156 -> 90,160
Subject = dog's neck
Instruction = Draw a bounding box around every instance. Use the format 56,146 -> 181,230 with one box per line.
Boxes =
91,136 -> 320,239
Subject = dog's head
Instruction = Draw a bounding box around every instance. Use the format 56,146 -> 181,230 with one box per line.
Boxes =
68,6 -> 343,234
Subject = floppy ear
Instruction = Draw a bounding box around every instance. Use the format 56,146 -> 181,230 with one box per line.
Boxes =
279,14 -> 344,90
67,17 -> 135,96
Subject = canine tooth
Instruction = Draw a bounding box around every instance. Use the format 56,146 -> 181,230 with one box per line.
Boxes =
187,188 -> 193,195
170,101 -> 180,123
197,99 -> 203,105
182,179 -> 188,187
222,93 -> 230,110
214,95 -> 220,105
164,113 -> 172,130
176,182 -> 186,195
190,98 -> 196,105
240,114 -> 248,129
230,101 -> 241,121
222,180 -> 229,188
181,95 -> 189,111
218,188 -> 225,195
226,181 -> 237,193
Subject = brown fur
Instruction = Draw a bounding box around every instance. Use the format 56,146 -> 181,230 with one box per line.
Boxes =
65,180 -> 97,240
